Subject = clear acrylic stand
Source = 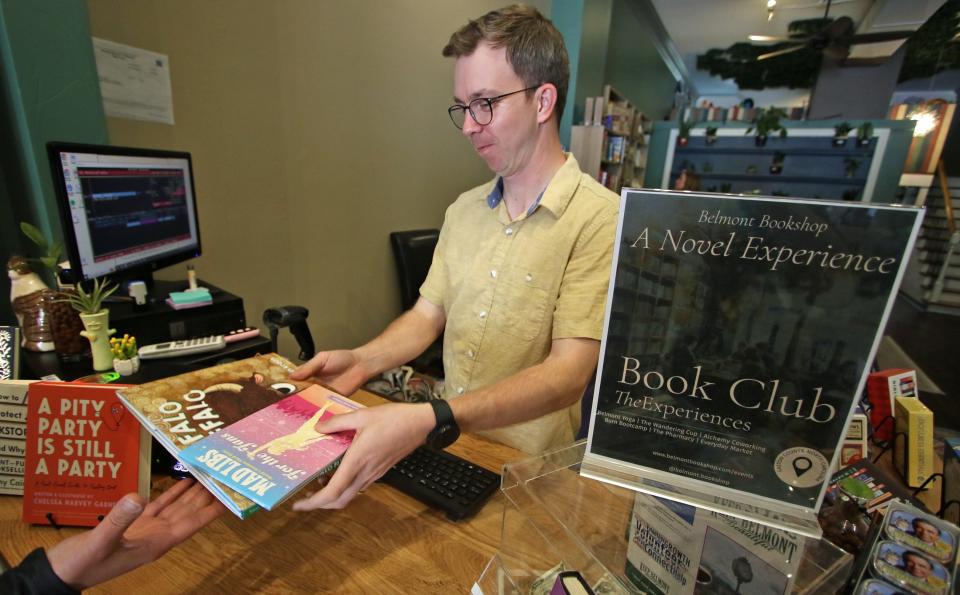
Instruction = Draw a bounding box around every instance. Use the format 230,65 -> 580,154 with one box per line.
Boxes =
474,441 -> 853,594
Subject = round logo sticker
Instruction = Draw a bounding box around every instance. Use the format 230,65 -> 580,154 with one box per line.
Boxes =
774,448 -> 828,488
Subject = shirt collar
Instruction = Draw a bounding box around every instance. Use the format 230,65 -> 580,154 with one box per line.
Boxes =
481,153 -> 582,219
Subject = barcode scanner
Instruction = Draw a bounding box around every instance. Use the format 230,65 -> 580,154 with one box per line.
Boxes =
263,305 -> 316,361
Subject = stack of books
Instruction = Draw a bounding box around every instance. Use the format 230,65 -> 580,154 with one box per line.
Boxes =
0,380 -> 33,495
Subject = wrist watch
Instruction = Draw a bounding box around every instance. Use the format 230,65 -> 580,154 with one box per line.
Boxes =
425,399 -> 460,449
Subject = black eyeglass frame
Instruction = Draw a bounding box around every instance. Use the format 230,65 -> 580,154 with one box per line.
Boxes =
447,85 -> 541,129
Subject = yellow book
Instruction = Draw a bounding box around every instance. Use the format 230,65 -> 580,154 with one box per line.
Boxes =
893,397 -> 934,487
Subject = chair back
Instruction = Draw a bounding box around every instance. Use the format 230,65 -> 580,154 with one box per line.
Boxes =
389,229 -> 440,311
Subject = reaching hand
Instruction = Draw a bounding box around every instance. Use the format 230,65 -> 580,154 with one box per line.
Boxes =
290,349 -> 370,395
47,479 -> 226,590
291,402 -> 435,510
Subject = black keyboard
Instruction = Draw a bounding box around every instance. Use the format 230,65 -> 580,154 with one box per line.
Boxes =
380,446 -> 500,520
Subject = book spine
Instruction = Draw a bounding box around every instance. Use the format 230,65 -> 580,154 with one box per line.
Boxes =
0,473 -> 24,494
0,437 -> 26,457
0,455 -> 24,476
0,420 -> 26,440
908,408 -> 934,487
0,402 -> 27,423
0,380 -> 32,404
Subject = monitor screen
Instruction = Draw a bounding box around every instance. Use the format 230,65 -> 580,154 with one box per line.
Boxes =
48,142 -> 201,283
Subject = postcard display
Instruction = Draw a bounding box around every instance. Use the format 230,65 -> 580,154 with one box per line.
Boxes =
582,190 -> 923,538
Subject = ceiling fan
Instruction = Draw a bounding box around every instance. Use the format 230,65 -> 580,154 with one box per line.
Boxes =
747,0 -> 916,61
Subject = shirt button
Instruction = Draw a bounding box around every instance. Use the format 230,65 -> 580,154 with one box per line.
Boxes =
478,311 -> 487,319
467,350 -> 475,358
490,269 -> 497,279
505,227 -> 513,236
525,273 -> 533,282
457,386 -> 465,395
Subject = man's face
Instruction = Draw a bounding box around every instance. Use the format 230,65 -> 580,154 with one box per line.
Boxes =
453,42 -> 540,177
914,520 -> 940,544
904,553 -> 933,578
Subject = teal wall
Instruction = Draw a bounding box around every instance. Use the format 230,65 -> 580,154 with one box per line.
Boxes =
555,0 -> 676,147
0,0 -> 108,323
604,0 -> 677,122
644,119 -> 916,203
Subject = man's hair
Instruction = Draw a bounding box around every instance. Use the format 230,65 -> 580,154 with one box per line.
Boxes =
442,4 -> 570,126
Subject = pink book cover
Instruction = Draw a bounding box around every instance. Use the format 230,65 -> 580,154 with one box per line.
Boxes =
179,384 -> 361,510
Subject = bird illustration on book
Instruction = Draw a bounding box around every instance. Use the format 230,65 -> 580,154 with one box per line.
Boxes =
247,402 -> 335,458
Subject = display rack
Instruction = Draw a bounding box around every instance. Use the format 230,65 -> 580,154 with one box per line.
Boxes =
474,441 -> 852,595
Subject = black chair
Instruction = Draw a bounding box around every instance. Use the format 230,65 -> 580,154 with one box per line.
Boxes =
389,229 -> 444,377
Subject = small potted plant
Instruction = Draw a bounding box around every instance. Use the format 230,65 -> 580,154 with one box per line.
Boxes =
844,157 -> 861,178
745,108 -> 787,147
833,122 -> 853,147
770,151 -> 785,174
110,334 -> 139,376
856,122 -> 874,147
57,278 -> 117,371
705,126 -> 718,146
677,119 -> 693,147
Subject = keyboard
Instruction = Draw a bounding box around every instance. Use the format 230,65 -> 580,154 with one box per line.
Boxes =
380,446 -> 500,521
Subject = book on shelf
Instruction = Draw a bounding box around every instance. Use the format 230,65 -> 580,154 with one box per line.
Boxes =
116,353 -> 319,518
22,381 -> 150,526
825,457 -> 924,515
625,492 -> 801,595
0,326 -> 19,380
0,379 -> 32,495
178,385 -> 362,510
893,396 -> 934,488
582,189 -> 924,536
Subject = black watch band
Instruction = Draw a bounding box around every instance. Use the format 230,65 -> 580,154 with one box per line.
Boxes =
425,399 -> 460,450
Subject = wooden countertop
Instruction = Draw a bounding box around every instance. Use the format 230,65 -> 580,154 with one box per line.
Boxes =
0,391 -> 523,594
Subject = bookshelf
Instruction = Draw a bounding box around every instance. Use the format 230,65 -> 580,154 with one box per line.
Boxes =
570,85 -> 649,194
643,120 -> 917,202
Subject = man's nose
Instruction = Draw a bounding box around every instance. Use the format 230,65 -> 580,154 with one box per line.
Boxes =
461,112 -> 482,136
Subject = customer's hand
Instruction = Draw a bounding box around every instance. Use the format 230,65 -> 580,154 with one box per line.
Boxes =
47,479 -> 226,590
291,402 -> 435,510
291,349 -> 370,395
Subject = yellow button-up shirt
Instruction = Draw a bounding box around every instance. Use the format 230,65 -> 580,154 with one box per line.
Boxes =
420,154 -> 619,454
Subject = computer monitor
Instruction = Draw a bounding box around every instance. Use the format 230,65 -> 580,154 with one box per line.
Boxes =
47,142 -> 201,285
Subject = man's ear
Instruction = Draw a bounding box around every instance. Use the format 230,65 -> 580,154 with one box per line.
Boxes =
535,83 -> 558,124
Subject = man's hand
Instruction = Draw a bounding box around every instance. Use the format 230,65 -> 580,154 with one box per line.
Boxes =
47,479 -> 226,590
290,349 -> 370,395
292,402 -> 435,510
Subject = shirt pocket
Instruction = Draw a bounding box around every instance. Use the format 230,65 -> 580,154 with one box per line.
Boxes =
494,273 -> 551,342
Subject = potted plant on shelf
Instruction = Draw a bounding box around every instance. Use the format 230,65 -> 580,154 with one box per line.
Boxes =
677,119 -> 692,147
110,334 -> 139,376
745,107 -> 787,147
705,126 -> 718,146
844,157 -> 861,178
856,122 -> 874,147
833,122 -> 853,147
770,151 -> 785,174
57,277 -> 118,371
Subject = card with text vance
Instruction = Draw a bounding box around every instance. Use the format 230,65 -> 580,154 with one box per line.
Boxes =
22,381 -> 150,527
583,190 -> 923,536
115,353 -> 307,518
179,385 -> 362,510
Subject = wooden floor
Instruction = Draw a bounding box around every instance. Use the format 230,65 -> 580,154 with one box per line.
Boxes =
884,295 -> 960,430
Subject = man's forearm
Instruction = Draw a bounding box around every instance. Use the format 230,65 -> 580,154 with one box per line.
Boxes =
353,298 -> 445,380
449,338 -> 599,433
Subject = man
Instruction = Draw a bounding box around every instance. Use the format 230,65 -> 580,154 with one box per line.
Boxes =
291,5 -> 618,511
1,479 -> 225,594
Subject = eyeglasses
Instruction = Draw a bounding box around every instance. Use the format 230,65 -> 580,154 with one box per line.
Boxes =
447,85 -> 540,129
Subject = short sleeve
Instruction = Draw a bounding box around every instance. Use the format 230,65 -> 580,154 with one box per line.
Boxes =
552,208 -> 618,340
419,205 -> 454,308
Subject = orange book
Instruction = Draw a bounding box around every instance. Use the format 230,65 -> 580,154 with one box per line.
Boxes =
22,381 -> 150,527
